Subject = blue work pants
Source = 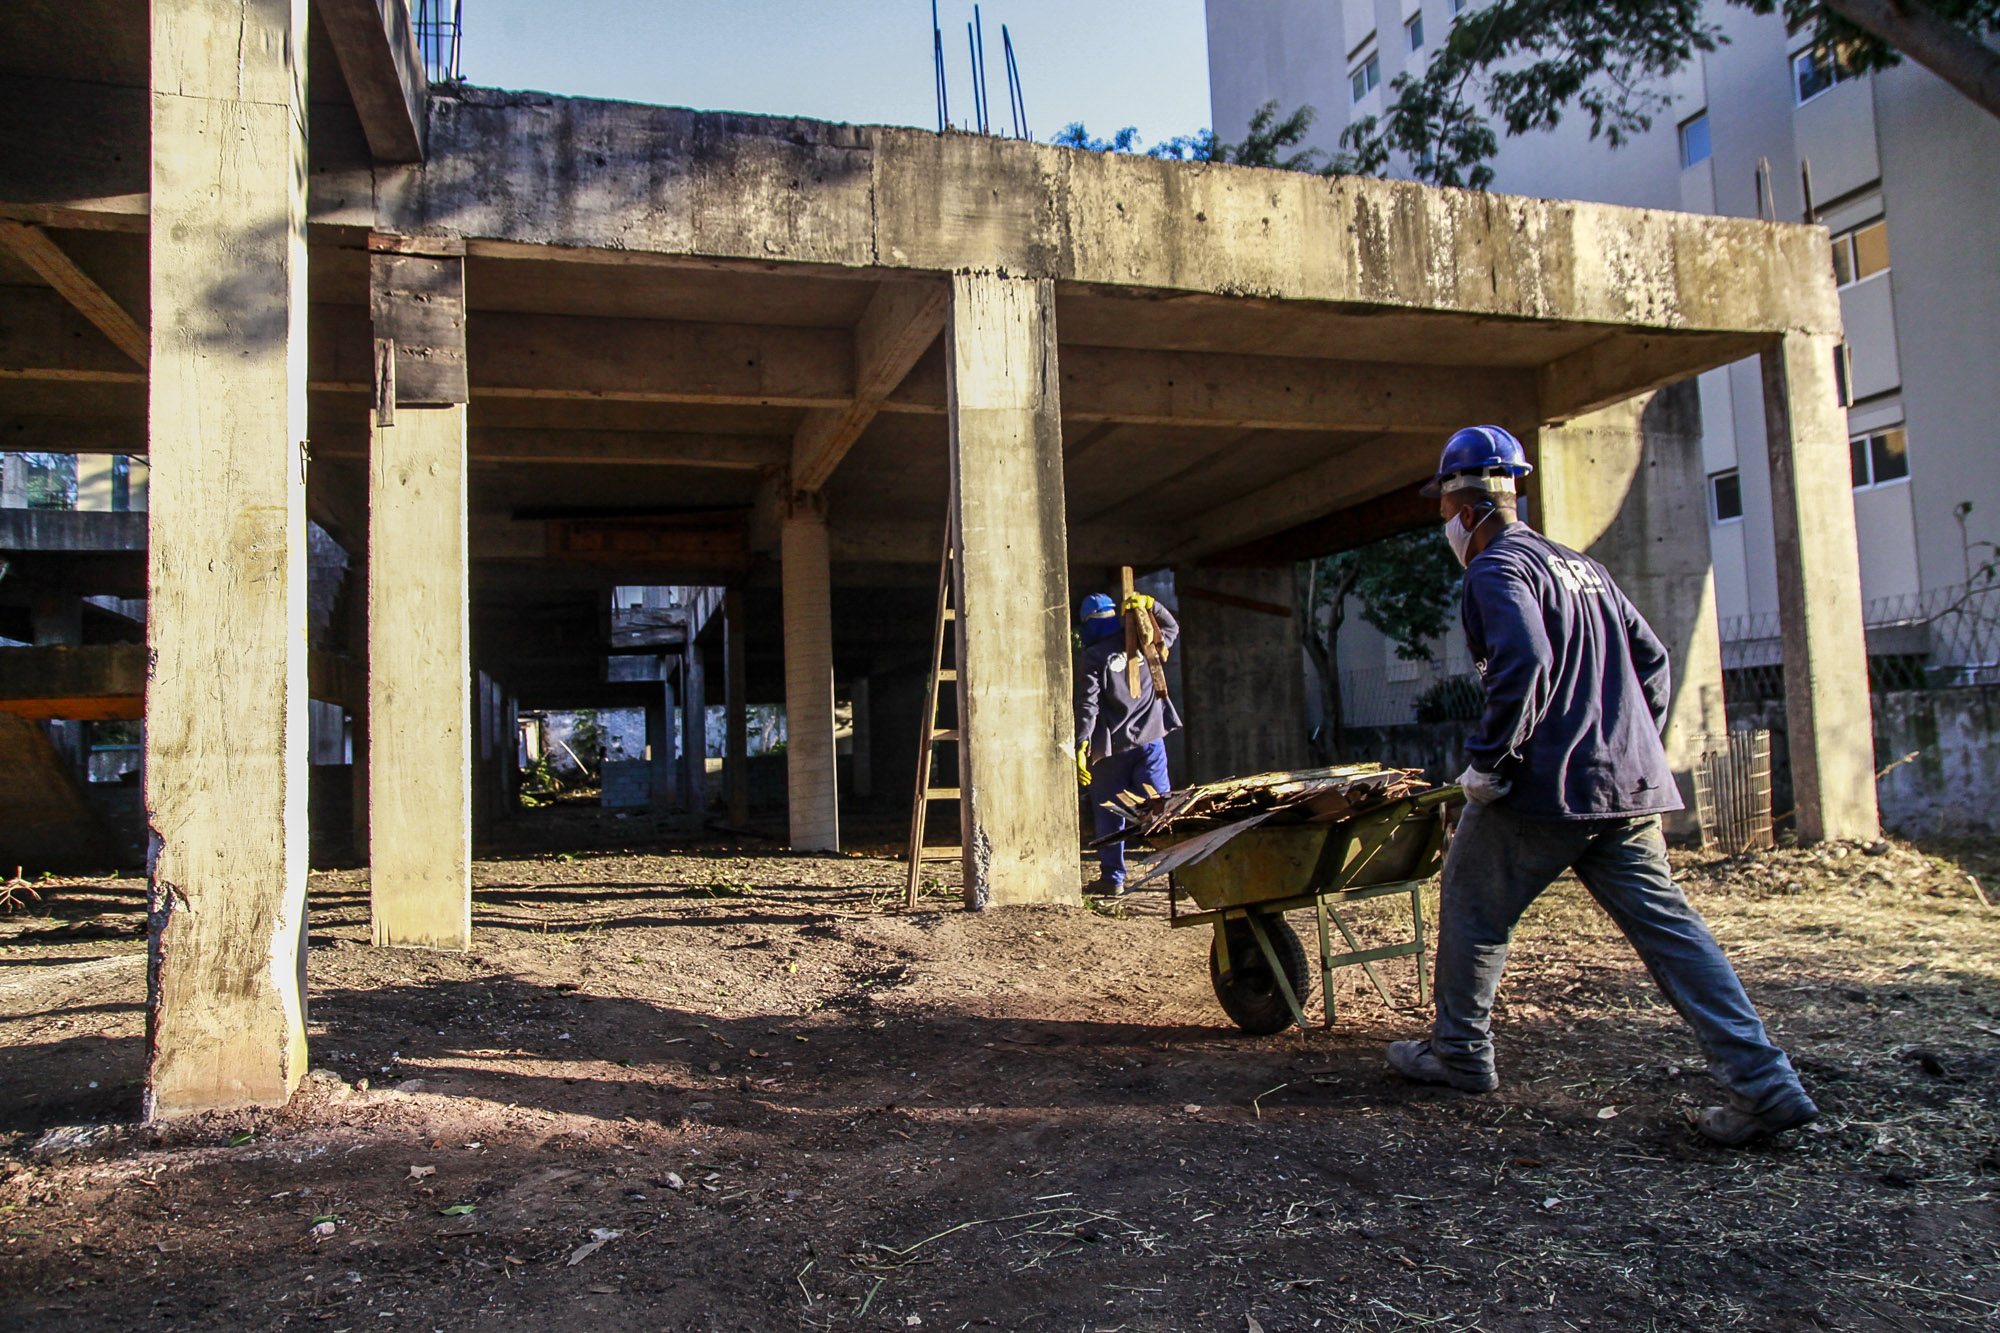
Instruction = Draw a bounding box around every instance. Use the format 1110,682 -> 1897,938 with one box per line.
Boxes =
1430,804 -> 1807,1115
1088,740 -> 1171,885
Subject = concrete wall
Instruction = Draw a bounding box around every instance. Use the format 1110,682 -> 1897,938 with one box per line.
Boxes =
1732,686 -> 2000,838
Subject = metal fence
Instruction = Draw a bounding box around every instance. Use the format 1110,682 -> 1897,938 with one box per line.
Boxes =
415,0 -> 463,84
1338,651 -> 1482,729
1692,730 -> 1774,853
1721,580 -> 2000,701
1334,581 -> 2000,728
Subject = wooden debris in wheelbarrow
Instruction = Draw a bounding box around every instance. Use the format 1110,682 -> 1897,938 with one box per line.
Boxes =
1096,763 -> 1430,844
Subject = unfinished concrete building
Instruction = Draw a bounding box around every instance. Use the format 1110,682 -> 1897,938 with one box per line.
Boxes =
0,0 -> 1878,1115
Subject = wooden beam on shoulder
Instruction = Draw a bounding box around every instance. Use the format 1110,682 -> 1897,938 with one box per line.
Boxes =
791,279 -> 947,491
318,0 -> 429,164
0,220 -> 148,367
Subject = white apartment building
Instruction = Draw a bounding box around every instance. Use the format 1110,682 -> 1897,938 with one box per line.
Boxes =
1208,1 -> 2000,721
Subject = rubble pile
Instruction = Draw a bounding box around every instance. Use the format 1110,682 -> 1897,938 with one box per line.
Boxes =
1100,763 -> 1432,843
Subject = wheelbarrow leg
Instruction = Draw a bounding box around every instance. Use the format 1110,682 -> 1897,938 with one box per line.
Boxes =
1326,902 -> 1398,1009
1313,893 -> 1336,1030
1411,884 -> 1431,1009
1244,912 -> 1310,1034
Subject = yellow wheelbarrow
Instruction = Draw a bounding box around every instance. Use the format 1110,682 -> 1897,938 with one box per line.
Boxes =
1140,787 -> 1457,1034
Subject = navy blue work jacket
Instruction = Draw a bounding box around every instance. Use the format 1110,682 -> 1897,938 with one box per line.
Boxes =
1076,603 -> 1183,760
1460,525 -> 1682,820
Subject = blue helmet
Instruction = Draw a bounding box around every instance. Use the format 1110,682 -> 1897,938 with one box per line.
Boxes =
1420,425 -> 1533,498
1079,592 -> 1121,643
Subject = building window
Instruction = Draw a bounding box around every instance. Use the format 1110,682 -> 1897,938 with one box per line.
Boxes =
1794,43 -> 1858,104
1850,428 -> 1910,489
1406,13 -> 1424,51
111,455 -> 131,512
1350,52 -> 1381,103
1450,0 -> 1469,13
1831,219 -> 1889,287
1710,469 -> 1743,524
1833,342 -> 1853,407
1678,112 -> 1711,168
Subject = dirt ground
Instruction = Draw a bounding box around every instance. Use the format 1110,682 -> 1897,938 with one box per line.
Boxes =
1,813 -> 1997,1331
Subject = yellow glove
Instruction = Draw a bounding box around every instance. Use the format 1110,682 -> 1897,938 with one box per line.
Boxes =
1122,592 -> 1155,613
1076,744 -> 1092,788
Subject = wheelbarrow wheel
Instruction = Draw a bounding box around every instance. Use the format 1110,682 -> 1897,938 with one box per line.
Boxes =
1209,915 -> 1312,1034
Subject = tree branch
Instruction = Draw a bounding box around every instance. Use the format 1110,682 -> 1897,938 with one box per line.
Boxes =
1819,0 -> 2000,118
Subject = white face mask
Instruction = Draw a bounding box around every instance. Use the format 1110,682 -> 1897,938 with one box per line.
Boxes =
1444,506 -> 1489,567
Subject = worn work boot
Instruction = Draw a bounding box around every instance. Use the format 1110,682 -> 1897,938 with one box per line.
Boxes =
1693,1092 -> 1819,1146
1385,1039 -> 1499,1094
1082,876 -> 1128,898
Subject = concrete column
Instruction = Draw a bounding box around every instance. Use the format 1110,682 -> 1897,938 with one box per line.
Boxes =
1762,333 -> 1879,842
682,652 -> 709,815
342,554 -> 370,860
724,588 -> 750,826
367,401 -> 470,946
76,455 -> 116,511
781,496 -> 839,848
645,687 -> 673,810
849,675 -> 873,799
1175,567 -> 1308,784
144,0 -> 311,1117
1536,384 -> 1729,840
948,273 -> 1079,908
367,235 -> 471,947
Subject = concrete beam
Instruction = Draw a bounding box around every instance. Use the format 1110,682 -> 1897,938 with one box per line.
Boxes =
1049,348 -> 1540,435
1761,332 -> 1879,843
467,312 -> 854,408
0,509 -> 148,551
144,0 -> 311,1120
1159,433 -> 1434,563
1206,479 -> 1434,566
780,492 -> 839,850
396,93 -> 1841,339
369,245 -> 472,948
0,221 -> 149,366
0,644 -> 146,717
314,426 -> 789,470
948,273 -> 1080,908
0,414 -> 147,454
0,286 -> 148,383
1538,331 -> 1764,424
828,518 -> 1169,568
791,279 -> 948,491
317,0 -> 428,164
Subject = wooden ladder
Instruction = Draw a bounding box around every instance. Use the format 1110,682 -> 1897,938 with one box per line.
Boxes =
904,517 -> 966,908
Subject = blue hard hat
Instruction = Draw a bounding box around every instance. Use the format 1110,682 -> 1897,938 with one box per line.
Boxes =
1079,593 -> 1118,622
1420,425 -> 1533,497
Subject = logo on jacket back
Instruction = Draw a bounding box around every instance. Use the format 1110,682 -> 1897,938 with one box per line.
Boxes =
1543,555 -> 1605,595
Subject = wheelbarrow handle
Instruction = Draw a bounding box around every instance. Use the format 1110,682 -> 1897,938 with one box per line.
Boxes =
1413,784 -> 1464,810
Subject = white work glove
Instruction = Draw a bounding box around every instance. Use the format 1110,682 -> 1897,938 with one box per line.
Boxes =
1456,765 -> 1512,806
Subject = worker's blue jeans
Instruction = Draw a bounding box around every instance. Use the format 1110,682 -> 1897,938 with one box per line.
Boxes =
1089,740 -> 1171,885
1429,805 -> 1809,1115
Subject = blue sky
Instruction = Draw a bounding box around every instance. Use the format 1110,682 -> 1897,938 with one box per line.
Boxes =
461,1 -> 1213,146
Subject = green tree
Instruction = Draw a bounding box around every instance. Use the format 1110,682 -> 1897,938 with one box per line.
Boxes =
1299,530 -> 1464,761
1341,1 -> 2000,190
1052,101 -> 1335,171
